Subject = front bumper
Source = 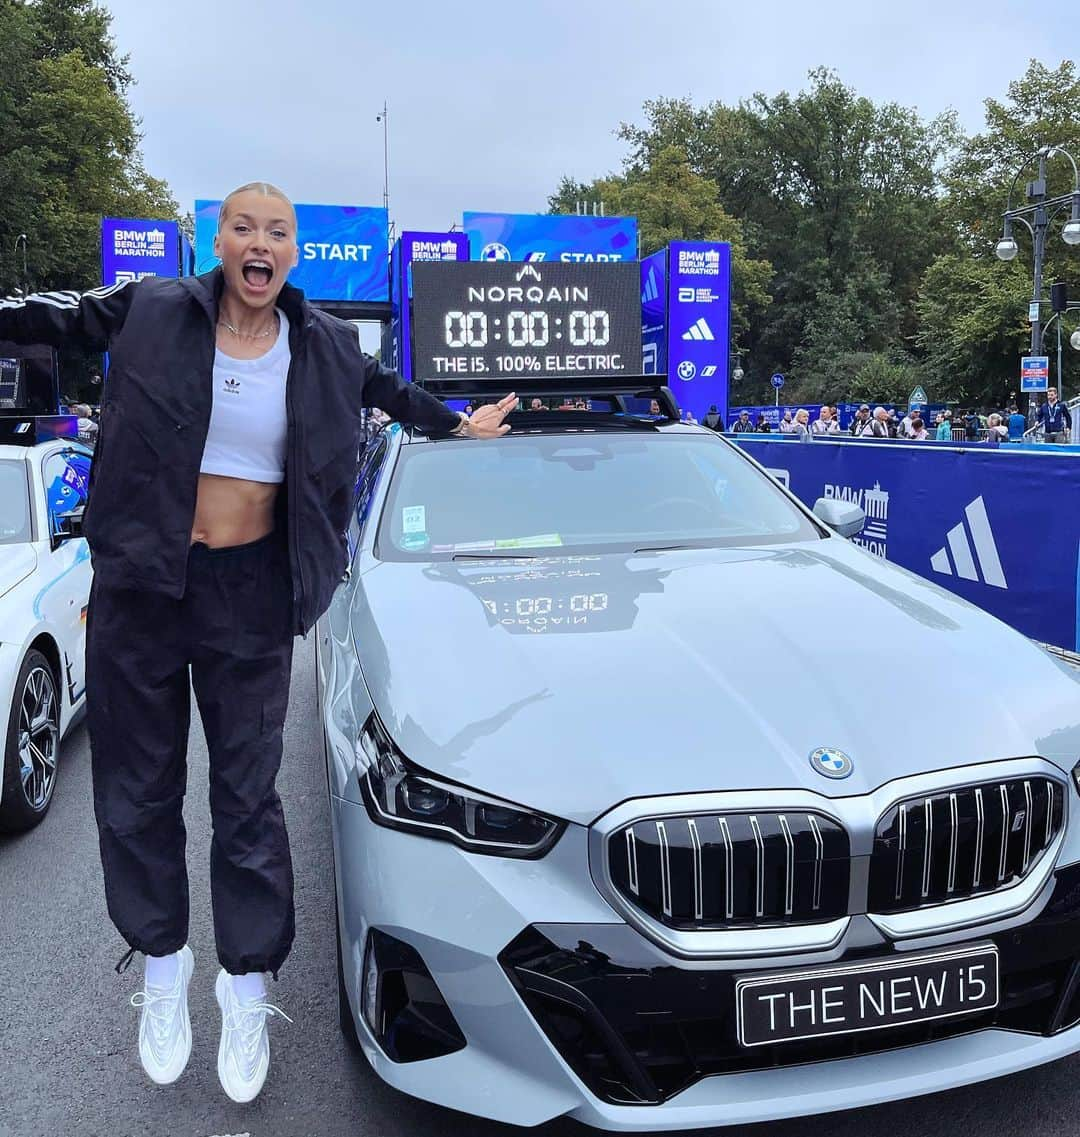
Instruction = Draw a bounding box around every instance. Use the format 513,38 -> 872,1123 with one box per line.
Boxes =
331,794 -> 1080,1130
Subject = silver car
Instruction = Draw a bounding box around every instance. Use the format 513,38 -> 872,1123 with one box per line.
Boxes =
317,409 -> 1080,1130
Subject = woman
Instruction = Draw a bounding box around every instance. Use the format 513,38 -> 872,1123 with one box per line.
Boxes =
936,411 -> 953,441
791,407 -> 812,440
908,415 -> 928,441
0,183 -> 513,1102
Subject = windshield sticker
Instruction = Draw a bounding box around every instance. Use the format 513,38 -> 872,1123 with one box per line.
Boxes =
400,532 -> 431,552
495,534 -> 563,549
402,505 -> 426,535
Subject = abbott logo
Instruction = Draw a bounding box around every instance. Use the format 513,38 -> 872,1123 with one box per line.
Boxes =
930,496 -> 1007,589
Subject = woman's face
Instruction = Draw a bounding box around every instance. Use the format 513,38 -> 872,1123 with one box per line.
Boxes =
214,190 -> 299,310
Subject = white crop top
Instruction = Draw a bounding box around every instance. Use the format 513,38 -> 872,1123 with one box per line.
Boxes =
200,309 -> 290,484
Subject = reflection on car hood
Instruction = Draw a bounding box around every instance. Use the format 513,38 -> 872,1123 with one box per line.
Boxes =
352,541 -> 1080,824
0,545 -> 37,602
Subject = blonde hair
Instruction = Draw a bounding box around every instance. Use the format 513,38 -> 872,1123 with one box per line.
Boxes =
218,182 -> 296,230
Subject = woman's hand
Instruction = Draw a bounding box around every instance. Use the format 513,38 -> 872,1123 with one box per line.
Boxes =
462,393 -> 517,439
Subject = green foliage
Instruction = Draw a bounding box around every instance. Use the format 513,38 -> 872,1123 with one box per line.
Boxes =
550,61 -> 1080,408
549,145 -> 772,345
0,0 -> 176,295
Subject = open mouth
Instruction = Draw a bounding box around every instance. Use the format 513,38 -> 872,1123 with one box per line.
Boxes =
242,260 -> 273,288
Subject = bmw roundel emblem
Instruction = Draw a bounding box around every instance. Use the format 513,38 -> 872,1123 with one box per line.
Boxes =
480,242 -> 512,261
809,747 -> 854,780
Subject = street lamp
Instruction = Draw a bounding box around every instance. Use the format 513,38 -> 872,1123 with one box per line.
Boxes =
994,145 -> 1080,363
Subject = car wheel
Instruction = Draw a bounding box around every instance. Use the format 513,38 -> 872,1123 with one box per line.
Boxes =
337,905 -> 363,1051
0,649 -> 61,833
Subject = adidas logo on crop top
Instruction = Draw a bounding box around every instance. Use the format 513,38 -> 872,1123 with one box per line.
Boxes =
201,309 -> 290,485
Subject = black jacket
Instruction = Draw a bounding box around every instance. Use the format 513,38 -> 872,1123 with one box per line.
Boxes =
0,270 -> 460,634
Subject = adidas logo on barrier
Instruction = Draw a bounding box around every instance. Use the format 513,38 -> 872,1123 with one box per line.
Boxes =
930,496 -> 1007,590
641,268 -> 659,304
682,317 -> 714,341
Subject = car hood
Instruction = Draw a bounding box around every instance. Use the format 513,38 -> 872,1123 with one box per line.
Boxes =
352,541 -> 1080,824
0,545 -> 37,602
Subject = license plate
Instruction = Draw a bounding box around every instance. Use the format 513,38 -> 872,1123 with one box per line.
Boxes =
736,944 -> 999,1048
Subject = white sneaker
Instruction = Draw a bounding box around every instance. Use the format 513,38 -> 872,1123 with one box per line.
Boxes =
130,945 -> 195,1085
214,968 -> 293,1103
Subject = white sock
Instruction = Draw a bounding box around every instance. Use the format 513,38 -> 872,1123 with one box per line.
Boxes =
229,971 -> 266,1004
145,951 -> 180,989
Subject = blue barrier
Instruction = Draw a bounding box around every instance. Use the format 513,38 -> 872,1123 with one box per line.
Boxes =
730,434 -> 1080,652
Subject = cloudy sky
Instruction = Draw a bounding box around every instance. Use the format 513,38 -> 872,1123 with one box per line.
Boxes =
104,0 -> 1065,233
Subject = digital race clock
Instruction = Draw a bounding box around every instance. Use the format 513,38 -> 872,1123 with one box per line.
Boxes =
410,261 -> 642,382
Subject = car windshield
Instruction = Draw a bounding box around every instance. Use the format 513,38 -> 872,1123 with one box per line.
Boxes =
0,459 -> 32,544
377,431 -> 823,560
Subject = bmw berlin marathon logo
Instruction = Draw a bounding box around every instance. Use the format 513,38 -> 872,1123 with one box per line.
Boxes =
809,747 -> 854,780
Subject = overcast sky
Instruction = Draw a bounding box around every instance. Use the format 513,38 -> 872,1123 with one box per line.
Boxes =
104,0 -> 1066,233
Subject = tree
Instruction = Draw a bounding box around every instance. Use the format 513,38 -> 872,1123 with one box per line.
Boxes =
548,145 -> 773,353
551,71 -> 960,402
0,0 -> 176,295
923,60 -> 1080,403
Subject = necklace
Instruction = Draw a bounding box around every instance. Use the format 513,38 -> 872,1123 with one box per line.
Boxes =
218,311 -> 279,340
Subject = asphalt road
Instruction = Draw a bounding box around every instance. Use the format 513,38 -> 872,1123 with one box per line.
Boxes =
3,636 -> 1080,1137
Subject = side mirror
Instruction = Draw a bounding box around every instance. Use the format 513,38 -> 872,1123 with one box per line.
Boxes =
51,505 -> 86,549
812,497 -> 865,538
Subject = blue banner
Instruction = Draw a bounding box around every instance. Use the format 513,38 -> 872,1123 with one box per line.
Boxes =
640,248 -> 667,377
101,219 -> 179,286
194,199 -> 389,302
667,241 -> 731,424
463,212 -> 637,264
732,436 -> 1080,651
391,231 -> 468,380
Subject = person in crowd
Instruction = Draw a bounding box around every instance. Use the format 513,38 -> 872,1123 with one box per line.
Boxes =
849,405 -> 871,436
732,410 -> 754,432
885,409 -> 899,438
898,408 -> 915,439
682,408 -> 698,425
985,412 -> 1009,447
529,397 -> 544,411
0,183 -> 514,1103
811,405 -> 839,435
963,408 -> 980,441
1038,387 -> 1072,442
860,407 -> 891,439
791,408 -> 813,440
777,410 -> 795,434
755,412 -> 771,432
1007,403 -> 1026,442
649,399 -> 661,415
73,403 -> 99,446
702,404 -> 722,430
936,410 -> 953,441
908,415 -> 928,441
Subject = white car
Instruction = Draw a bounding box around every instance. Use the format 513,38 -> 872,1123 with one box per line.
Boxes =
0,430 -> 93,832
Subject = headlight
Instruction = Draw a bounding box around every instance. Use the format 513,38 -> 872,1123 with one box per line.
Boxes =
355,716 -> 564,858
1072,760 -> 1080,798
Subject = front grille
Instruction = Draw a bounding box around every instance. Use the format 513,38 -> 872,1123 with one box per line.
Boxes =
869,777 -> 1065,913
607,812 -> 849,928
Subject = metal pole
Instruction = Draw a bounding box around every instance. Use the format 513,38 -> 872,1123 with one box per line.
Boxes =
1058,315 -> 1064,397
376,101 -> 390,219
1031,152 -> 1047,355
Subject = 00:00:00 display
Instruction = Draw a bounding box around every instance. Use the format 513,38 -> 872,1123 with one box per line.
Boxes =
445,310 -> 610,348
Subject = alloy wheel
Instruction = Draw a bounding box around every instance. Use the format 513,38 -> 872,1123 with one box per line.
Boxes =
18,666 -> 58,812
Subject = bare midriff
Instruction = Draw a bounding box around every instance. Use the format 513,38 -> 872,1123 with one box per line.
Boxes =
190,473 -> 279,548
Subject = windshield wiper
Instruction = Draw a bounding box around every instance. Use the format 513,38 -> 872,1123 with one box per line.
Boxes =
633,544 -> 698,553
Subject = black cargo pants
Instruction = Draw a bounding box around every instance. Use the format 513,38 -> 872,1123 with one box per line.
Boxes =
86,531 -> 296,977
